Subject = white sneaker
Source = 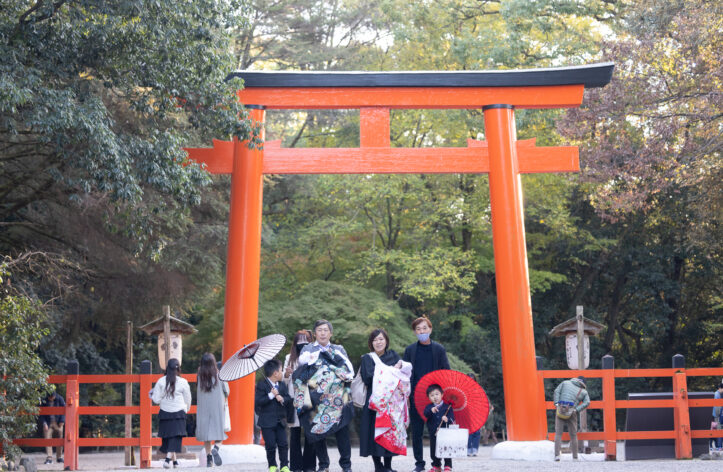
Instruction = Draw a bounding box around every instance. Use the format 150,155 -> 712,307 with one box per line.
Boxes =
554,455 -> 560,462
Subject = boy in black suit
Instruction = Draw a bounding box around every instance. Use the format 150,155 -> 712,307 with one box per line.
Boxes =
255,359 -> 291,472
424,384 -> 454,472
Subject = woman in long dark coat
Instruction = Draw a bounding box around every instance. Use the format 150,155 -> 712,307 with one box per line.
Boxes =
359,328 -> 402,472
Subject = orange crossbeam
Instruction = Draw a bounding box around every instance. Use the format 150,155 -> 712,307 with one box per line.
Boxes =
14,438 -> 64,447
237,85 -> 584,109
185,139 -> 578,175
545,400 -> 605,410
540,368 -> 687,378
692,430 -> 723,439
548,432 -> 605,441
545,399 -> 682,409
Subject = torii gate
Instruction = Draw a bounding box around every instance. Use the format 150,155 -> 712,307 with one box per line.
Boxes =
185,63 -> 614,445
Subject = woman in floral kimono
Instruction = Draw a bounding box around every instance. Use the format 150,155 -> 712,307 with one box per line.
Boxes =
359,328 -> 412,472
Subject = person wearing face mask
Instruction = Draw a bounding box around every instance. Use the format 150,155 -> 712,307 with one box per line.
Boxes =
283,329 -> 317,472
403,316 -> 450,472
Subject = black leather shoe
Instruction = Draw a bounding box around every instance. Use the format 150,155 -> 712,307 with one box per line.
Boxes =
211,445 -> 222,466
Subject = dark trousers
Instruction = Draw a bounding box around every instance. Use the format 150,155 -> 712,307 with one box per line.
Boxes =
410,400 -> 426,468
372,455 -> 392,470
289,426 -> 316,471
261,423 -> 289,468
467,429 -> 481,453
315,424 -> 351,470
554,410 -> 578,459
429,433 -> 452,468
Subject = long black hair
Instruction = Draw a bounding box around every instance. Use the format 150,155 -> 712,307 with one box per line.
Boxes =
164,358 -> 180,397
197,353 -> 219,393
288,329 -> 313,369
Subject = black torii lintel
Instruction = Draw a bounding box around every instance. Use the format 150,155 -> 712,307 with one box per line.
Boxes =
227,62 -> 614,89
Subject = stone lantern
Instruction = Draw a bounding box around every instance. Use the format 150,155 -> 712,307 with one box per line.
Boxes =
140,306 -> 197,370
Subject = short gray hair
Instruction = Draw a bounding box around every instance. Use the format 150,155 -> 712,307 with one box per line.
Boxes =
313,319 -> 333,333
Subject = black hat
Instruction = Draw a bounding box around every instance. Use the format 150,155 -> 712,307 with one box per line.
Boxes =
577,376 -> 586,386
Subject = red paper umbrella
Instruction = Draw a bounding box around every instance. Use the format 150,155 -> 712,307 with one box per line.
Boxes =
219,334 -> 287,381
414,369 -> 490,432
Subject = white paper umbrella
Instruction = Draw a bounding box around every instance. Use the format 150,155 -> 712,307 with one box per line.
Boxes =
219,333 -> 287,381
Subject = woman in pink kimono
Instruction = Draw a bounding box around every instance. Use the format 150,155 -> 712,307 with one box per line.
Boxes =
359,328 -> 412,472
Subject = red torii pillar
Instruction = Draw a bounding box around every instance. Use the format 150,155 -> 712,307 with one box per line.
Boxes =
185,64 -> 614,444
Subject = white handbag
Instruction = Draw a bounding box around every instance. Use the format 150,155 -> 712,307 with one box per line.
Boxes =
350,352 -> 382,408
223,400 -> 231,432
435,424 -> 469,458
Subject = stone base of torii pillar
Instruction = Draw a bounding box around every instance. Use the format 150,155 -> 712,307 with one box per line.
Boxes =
491,441 -> 556,461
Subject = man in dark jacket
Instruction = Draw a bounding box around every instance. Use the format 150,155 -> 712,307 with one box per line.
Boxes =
40,389 -> 65,464
403,316 -> 450,472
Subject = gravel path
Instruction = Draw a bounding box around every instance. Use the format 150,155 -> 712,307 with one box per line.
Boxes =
21,445 -> 722,472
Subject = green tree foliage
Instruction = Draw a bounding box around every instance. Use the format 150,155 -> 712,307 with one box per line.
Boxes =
0,262 -> 49,460
1,0 -> 254,372
558,0 -> 722,372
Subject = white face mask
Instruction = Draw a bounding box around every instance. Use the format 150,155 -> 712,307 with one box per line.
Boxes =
417,333 -> 430,342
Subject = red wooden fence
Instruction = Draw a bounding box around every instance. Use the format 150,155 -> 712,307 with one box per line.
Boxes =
538,354 -> 723,460
13,360 -> 208,470
12,357 -> 723,469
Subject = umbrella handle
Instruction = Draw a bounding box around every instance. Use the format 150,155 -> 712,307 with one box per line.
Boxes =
435,404 -> 454,435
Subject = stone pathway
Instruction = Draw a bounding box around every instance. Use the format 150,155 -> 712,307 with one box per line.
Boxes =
20,444 -> 722,472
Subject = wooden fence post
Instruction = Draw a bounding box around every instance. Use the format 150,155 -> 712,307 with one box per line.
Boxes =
672,354 -> 692,459
536,356 -> 548,439
139,360 -> 152,469
64,361 -> 79,471
601,354 -> 616,460
125,321 -> 134,466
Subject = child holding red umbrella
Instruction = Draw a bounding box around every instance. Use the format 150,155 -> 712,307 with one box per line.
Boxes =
424,384 -> 454,472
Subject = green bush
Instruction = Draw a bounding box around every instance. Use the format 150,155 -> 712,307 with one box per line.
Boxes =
0,267 -> 50,461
